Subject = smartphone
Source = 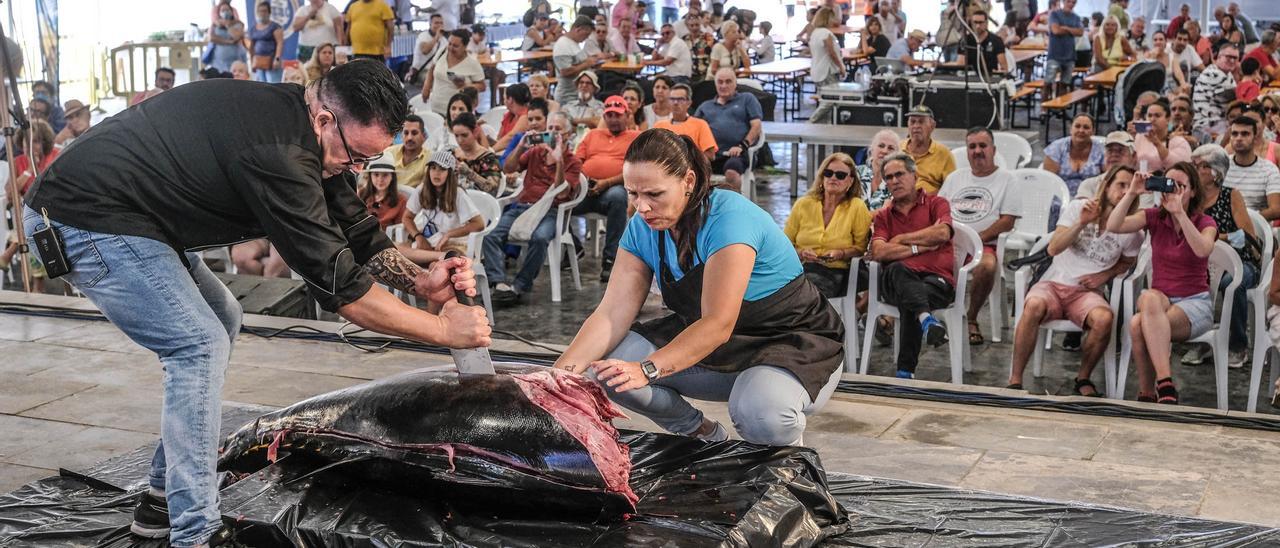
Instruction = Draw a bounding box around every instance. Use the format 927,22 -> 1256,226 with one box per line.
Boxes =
1134,120 -> 1152,134
1144,175 -> 1174,193
446,71 -> 459,81
526,132 -> 544,145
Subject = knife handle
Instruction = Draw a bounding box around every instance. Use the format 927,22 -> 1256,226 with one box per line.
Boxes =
443,250 -> 479,307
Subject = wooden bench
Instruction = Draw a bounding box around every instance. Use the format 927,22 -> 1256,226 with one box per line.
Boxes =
1040,88 -> 1097,140
1008,82 -> 1042,128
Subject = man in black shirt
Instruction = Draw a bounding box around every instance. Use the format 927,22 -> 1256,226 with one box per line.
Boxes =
956,10 -> 1009,74
22,60 -> 490,548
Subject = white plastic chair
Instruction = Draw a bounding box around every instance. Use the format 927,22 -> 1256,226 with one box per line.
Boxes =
1118,241 -> 1241,410
463,189 -> 500,324
1246,210 -> 1276,412
1248,259 -> 1279,413
859,223 -> 984,384
993,131 -> 1033,168
510,179 -> 588,302
828,258 -> 863,373
479,106 -> 507,142
989,169 -> 1071,342
419,110 -> 449,152
950,146 -> 1010,171
1011,237 -> 1125,398
495,176 -> 525,208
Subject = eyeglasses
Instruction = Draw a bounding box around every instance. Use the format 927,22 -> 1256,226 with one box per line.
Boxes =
1266,107 -> 1280,114
822,169 -> 851,180
883,171 -> 909,181
325,106 -> 382,167
670,96 -> 690,102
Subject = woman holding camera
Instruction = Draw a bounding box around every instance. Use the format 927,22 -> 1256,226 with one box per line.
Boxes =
1106,162 -> 1217,404
1133,99 -> 1191,174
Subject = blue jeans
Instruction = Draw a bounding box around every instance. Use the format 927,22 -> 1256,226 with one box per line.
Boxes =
254,67 -> 282,83
1221,260 -> 1260,352
593,332 -> 842,445
572,185 -> 628,262
24,207 -> 241,548
661,7 -> 678,24
482,203 -> 558,292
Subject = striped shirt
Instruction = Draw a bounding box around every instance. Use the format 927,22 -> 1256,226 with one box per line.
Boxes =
1225,154 -> 1280,211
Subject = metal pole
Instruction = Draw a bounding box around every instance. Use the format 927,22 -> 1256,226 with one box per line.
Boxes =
0,21 -> 32,292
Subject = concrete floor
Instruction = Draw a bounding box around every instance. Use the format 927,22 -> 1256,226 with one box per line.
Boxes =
4,290 -> 1280,530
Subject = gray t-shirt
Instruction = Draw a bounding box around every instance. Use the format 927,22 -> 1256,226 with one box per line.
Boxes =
554,35 -> 588,105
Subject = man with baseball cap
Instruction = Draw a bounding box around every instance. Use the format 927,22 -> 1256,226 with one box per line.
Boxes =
900,105 -> 956,193
564,70 -> 605,129
1075,131 -> 1141,204
574,95 -> 639,282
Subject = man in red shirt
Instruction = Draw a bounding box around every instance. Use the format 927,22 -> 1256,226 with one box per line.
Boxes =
574,95 -> 639,281
866,152 -> 956,379
1166,3 -> 1190,37
1244,30 -> 1279,80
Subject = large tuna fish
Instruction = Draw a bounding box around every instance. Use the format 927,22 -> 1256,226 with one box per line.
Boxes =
218,363 -> 637,519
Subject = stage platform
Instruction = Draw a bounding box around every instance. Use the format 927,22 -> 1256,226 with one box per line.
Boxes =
4,290 -> 1280,536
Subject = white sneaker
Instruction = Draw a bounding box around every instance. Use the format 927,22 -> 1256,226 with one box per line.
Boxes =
690,419 -> 729,442
1181,344 -> 1209,366
1229,350 -> 1249,369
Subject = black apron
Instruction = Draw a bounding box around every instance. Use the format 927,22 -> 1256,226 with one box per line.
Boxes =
631,232 -> 846,401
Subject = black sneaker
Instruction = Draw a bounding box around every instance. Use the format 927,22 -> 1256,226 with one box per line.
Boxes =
600,259 -> 614,283
130,491 -> 170,539
1062,332 -> 1082,352
491,283 -> 523,306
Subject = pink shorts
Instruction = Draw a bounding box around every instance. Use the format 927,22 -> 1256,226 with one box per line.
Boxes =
1025,281 -> 1110,327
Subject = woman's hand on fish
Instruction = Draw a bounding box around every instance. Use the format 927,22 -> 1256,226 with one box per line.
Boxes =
591,359 -> 650,393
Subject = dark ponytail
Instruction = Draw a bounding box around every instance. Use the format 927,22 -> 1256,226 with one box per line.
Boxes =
625,128 -> 712,272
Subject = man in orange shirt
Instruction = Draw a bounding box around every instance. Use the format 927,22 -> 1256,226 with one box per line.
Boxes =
574,95 -> 639,281
651,83 -> 716,160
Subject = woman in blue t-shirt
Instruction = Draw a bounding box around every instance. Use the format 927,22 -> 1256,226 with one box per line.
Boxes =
554,129 -> 845,446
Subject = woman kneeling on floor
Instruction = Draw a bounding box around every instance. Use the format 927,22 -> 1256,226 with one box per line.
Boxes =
554,129 -> 845,446
1105,162 -> 1217,404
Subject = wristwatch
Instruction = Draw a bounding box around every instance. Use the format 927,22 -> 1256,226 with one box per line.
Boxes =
911,244 -> 919,255
640,360 -> 660,382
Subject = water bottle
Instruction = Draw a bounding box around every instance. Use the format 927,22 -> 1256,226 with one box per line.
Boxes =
856,64 -> 872,88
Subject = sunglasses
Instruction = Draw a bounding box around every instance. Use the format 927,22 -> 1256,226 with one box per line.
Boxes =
325,106 -> 383,167
822,169 -> 851,180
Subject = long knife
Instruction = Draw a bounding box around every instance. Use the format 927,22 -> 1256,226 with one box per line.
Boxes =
444,250 -> 495,376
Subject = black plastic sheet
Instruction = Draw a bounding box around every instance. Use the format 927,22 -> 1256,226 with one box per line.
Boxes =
4,408 -> 1280,547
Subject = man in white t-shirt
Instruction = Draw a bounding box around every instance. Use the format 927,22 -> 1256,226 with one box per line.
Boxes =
1225,116 -> 1280,220
412,14 -> 446,73
937,127 -> 1020,344
1008,171 -> 1142,394
651,23 -> 693,82
555,16 -> 609,105
291,0 -> 342,61
875,0 -> 904,39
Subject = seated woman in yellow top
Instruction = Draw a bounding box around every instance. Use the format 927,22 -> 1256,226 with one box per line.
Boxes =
783,152 -> 872,298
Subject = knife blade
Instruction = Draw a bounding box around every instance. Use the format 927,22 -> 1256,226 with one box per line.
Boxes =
443,250 -> 495,376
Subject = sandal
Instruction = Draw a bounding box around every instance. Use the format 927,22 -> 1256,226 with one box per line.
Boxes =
1006,383 -> 1024,390
1073,378 -> 1101,397
1136,394 -> 1157,403
967,321 -> 985,346
1155,377 -> 1179,405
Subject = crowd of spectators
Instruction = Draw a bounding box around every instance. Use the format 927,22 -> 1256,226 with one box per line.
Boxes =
14,0 -> 1280,409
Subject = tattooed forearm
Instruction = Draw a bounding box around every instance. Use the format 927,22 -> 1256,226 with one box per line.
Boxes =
363,248 -> 422,294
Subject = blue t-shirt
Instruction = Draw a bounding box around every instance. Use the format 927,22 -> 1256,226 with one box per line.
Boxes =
1048,10 -> 1083,62
620,189 -> 803,301
501,131 -> 524,164
693,92 -> 763,151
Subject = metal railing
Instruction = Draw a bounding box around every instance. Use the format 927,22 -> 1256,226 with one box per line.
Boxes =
108,41 -> 203,99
